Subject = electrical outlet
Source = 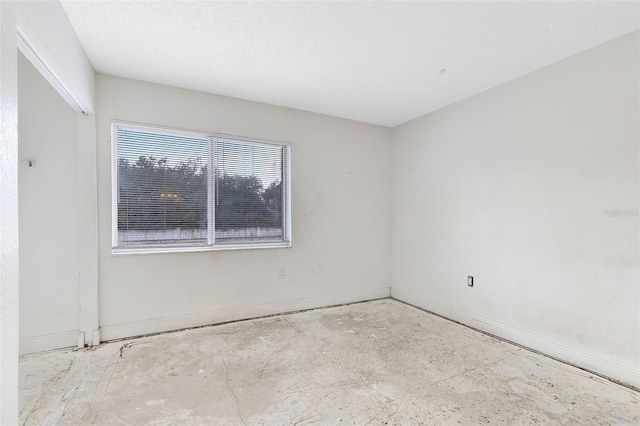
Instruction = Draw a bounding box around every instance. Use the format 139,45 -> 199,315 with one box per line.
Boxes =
278,268 -> 286,279
467,275 -> 474,287
310,266 -> 316,276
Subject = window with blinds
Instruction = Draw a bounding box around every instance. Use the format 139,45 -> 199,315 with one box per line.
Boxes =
112,122 -> 290,252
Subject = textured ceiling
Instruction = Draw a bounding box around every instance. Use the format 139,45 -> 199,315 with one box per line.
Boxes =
61,1 -> 640,127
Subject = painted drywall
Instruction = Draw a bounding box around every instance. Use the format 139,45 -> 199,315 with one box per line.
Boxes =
0,3 -> 20,423
18,52 -> 80,353
95,75 -> 391,339
0,1 -> 95,422
76,113 -> 100,348
390,31 -> 640,386
15,1 -> 94,113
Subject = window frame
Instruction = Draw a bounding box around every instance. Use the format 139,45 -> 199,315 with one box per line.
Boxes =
111,121 -> 292,254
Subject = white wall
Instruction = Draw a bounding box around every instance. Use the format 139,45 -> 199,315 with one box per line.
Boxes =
0,3 -> 20,423
95,75 -> 391,340
390,31 -> 640,387
0,1 -> 95,422
15,1 -> 95,113
18,52 -> 80,353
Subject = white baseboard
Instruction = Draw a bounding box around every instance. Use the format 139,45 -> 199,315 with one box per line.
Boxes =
391,287 -> 640,389
20,330 -> 79,355
100,287 -> 391,342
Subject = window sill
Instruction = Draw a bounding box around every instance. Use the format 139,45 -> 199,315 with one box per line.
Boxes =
112,241 -> 292,256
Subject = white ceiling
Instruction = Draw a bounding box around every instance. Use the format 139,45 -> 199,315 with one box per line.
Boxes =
61,1 -> 640,127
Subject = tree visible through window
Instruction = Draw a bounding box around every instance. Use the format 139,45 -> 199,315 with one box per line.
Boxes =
112,123 -> 290,251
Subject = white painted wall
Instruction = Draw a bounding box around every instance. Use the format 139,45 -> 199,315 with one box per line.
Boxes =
15,1 -> 94,113
0,3 -> 20,423
95,75 -> 391,340
390,31 -> 640,387
18,52 -> 80,353
0,1 -> 95,422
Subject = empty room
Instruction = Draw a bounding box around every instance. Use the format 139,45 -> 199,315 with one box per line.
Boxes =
0,0 -> 639,424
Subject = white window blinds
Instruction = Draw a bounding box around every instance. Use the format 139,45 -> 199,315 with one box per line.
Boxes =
214,138 -> 287,243
112,123 -> 290,252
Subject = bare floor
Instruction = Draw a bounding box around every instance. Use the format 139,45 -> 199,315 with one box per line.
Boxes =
20,299 -> 639,425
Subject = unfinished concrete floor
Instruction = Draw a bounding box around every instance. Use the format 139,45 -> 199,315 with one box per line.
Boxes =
20,299 -> 639,425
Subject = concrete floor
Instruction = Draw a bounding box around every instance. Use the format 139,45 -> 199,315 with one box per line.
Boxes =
20,299 -> 639,425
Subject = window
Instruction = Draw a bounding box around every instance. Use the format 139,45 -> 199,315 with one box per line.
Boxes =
112,122 -> 290,253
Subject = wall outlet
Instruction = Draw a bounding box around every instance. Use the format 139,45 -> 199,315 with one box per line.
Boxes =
278,267 -> 286,280
467,275 -> 474,287
310,266 -> 316,276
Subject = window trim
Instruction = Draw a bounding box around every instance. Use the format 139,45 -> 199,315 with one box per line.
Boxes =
111,121 -> 292,254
